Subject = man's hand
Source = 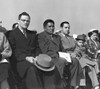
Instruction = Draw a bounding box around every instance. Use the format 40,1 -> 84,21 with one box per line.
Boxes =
70,53 -> 77,58
26,56 -> 35,63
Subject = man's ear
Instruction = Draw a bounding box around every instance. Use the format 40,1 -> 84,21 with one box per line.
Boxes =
44,28 -> 46,31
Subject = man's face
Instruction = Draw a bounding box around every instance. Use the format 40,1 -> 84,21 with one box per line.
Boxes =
44,22 -> 55,34
18,15 -> 30,29
62,23 -> 70,35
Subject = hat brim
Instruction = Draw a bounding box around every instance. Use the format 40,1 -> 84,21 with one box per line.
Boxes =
88,30 -> 99,37
76,38 -> 85,41
34,59 -> 55,72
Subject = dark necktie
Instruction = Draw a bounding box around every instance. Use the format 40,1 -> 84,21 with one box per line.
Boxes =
23,30 -> 27,38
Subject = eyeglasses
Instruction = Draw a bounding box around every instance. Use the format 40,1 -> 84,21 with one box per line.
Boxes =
20,19 -> 30,23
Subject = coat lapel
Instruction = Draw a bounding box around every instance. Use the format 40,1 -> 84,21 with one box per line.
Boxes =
16,28 -> 27,40
43,31 -> 51,40
43,31 -> 59,47
52,34 -> 60,46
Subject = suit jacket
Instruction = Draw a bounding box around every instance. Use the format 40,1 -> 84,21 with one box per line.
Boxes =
59,33 -> 76,53
8,27 -> 37,78
38,31 -> 64,59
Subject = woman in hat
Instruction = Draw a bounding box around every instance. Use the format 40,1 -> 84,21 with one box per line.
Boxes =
74,34 -> 100,89
87,29 -> 100,70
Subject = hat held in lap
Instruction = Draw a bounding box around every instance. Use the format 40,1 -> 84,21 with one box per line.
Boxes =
34,54 -> 55,71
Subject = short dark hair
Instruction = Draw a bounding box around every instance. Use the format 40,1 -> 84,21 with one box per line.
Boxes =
18,12 -> 30,20
43,19 -> 55,28
60,21 -> 70,28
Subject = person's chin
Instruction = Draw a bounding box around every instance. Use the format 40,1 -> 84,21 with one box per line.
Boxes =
23,26 -> 28,29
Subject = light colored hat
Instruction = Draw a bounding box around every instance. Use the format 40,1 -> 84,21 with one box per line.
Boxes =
89,29 -> 98,32
88,29 -> 99,37
34,54 -> 55,71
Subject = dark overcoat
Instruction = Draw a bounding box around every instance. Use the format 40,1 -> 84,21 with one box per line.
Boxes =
37,31 -> 64,58
8,27 -> 37,78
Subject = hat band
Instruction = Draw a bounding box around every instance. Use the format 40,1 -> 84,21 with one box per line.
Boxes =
36,61 -> 51,69
76,39 -> 85,41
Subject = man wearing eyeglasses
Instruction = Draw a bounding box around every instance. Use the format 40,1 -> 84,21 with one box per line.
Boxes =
8,12 -> 37,89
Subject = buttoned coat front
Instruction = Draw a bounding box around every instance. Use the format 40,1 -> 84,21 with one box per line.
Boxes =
37,31 -> 67,79
38,31 -> 64,59
8,27 -> 37,78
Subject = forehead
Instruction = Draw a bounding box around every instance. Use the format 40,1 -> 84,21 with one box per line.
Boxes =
63,23 -> 69,27
47,22 -> 54,26
92,32 -> 98,35
20,15 -> 30,20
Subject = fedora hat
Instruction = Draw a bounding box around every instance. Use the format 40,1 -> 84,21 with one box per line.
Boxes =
34,54 -> 55,71
76,34 -> 86,41
88,29 -> 99,37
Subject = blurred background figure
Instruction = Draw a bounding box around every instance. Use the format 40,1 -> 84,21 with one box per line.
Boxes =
5,22 -> 18,39
12,23 -> 18,29
72,34 -> 77,40
54,29 -> 62,35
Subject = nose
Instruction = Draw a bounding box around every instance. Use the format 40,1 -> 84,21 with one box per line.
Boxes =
25,20 -> 29,23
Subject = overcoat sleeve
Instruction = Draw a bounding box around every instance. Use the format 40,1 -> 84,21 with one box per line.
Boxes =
38,33 -> 50,54
0,33 -> 12,59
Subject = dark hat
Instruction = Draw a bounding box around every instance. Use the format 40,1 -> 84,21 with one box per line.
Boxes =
76,34 -> 86,41
88,29 -> 99,37
34,54 -> 55,71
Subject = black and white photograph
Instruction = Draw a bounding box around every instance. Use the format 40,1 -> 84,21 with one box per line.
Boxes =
0,0 -> 100,89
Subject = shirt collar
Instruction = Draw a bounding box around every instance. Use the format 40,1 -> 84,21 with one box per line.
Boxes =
18,26 -> 27,34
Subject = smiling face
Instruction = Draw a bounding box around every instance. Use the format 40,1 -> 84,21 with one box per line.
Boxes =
44,22 -> 55,34
18,15 -> 30,29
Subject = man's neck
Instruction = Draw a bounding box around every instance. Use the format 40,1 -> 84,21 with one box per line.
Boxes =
18,26 -> 27,33
61,32 -> 69,37
45,31 -> 53,35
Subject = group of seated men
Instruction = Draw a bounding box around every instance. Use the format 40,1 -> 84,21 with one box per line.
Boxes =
0,11 -> 100,89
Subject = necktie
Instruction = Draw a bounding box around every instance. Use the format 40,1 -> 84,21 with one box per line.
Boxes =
23,30 -> 27,38
51,35 -> 53,40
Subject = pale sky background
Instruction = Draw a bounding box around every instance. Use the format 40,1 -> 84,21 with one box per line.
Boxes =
0,0 -> 100,35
